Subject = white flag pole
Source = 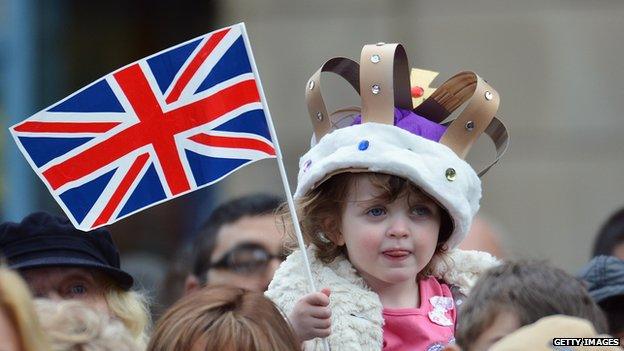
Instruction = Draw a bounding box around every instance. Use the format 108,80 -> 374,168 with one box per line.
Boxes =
241,23 -> 331,351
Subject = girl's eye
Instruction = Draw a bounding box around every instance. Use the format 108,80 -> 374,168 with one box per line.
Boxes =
412,206 -> 432,216
367,207 -> 386,217
69,284 -> 87,296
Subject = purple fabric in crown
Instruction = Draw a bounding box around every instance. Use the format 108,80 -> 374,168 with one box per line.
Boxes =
352,108 -> 446,142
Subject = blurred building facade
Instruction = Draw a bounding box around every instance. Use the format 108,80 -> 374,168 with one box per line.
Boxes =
1,0 -> 623,279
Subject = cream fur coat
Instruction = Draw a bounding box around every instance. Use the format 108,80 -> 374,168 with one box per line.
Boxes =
266,245 -> 499,351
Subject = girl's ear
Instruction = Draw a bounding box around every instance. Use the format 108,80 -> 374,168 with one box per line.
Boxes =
323,217 -> 345,246
334,231 -> 345,246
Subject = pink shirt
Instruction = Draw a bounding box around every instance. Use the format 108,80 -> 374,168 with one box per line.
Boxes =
382,276 -> 456,351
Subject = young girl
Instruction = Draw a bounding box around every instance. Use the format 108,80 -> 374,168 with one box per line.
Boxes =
266,43 -> 508,350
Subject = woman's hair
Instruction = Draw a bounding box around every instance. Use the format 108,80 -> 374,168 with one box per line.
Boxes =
101,275 -> 151,349
35,299 -> 141,351
281,172 -> 452,267
147,285 -> 300,351
456,260 -> 608,350
0,265 -> 50,351
592,206 -> 624,257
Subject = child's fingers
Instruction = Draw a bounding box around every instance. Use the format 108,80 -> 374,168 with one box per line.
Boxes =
305,292 -> 330,306
310,318 -> 332,330
309,306 -> 331,319
321,288 -> 331,297
313,327 -> 331,338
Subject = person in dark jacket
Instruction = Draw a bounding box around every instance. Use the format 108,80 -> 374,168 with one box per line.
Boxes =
579,255 -> 624,342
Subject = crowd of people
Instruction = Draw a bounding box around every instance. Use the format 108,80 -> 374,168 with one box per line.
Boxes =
1,43 -> 623,350
1,198 -> 622,350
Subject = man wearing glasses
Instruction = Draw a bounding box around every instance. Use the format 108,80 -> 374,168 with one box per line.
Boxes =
184,193 -> 285,294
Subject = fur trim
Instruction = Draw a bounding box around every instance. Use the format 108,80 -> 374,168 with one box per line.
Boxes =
294,123 -> 481,248
266,246 -> 384,351
429,249 -> 501,296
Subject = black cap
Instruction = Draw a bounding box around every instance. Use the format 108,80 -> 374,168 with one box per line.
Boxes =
0,211 -> 133,290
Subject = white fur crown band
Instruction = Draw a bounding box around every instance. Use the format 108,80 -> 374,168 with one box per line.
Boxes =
294,123 -> 481,248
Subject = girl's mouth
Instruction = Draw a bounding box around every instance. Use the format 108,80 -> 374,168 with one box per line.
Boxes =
382,249 -> 411,260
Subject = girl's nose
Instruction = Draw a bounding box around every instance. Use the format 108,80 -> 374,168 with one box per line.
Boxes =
386,216 -> 410,239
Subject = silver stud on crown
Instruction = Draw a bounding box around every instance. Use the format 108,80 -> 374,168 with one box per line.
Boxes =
465,121 -> 475,131
445,168 -> 457,181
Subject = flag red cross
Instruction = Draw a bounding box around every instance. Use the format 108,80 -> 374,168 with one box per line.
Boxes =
41,64 -> 262,196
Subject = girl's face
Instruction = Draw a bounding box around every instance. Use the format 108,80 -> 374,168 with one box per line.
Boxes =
338,175 -> 441,287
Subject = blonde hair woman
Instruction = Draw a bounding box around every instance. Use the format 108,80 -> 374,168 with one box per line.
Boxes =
0,265 -> 49,351
148,285 -> 300,351
0,212 -> 151,348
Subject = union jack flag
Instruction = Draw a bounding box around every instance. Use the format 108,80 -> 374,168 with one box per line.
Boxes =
10,23 -> 277,231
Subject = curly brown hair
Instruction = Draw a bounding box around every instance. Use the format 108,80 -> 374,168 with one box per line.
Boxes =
281,172 -> 453,270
